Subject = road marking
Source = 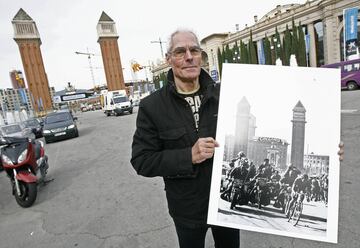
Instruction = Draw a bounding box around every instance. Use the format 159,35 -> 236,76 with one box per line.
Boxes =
341,109 -> 358,113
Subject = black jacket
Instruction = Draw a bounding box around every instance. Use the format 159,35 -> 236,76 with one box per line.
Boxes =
131,69 -> 219,227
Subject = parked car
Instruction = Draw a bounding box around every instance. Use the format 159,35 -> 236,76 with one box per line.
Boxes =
22,118 -> 43,138
42,110 -> 79,143
0,123 -> 35,139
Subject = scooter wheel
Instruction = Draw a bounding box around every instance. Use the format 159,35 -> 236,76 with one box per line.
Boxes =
15,182 -> 37,208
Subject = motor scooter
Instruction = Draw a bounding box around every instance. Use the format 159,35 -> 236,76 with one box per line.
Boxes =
0,136 -> 49,207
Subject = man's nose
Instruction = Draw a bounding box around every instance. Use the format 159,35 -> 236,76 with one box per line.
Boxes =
184,48 -> 193,60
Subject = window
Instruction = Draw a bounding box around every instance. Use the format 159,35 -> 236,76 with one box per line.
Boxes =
314,21 -> 324,66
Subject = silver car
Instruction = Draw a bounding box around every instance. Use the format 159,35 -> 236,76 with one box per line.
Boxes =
0,123 -> 35,139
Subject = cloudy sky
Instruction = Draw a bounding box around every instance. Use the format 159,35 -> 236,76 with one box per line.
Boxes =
0,0 -> 307,91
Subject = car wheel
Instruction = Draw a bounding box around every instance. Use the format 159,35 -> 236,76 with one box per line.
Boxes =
74,129 -> 79,137
347,81 -> 358,90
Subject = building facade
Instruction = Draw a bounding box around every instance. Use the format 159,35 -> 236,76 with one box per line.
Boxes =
200,0 -> 360,78
0,87 -> 55,113
304,152 -> 330,176
9,70 -> 26,89
248,136 -> 289,171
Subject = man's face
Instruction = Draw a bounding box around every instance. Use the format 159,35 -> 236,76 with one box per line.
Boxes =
166,32 -> 202,83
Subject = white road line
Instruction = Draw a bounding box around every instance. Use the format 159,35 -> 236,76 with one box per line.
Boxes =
341,109 -> 358,113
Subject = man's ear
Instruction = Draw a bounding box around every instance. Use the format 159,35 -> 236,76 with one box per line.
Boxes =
165,53 -> 171,64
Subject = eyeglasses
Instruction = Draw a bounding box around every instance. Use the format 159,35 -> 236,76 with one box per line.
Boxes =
169,46 -> 202,59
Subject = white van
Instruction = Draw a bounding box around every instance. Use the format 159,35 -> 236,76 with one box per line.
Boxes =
101,90 -> 133,116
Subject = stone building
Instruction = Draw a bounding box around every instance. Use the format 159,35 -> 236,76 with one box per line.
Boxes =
200,0 -> 360,79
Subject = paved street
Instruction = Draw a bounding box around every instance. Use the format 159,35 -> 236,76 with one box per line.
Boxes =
0,108 -> 186,248
218,198 -> 327,238
0,89 -> 360,248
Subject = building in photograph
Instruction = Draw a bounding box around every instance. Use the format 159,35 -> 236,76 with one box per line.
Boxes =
234,97 -> 251,156
304,152 -> 330,176
248,136 -> 289,170
12,8 -> 53,113
224,134 -> 235,162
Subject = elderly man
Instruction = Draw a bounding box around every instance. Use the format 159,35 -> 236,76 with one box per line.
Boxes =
131,29 -> 239,247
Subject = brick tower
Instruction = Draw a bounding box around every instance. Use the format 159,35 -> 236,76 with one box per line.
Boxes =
97,12 -> 125,91
290,100 -> 306,170
12,8 -> 52,113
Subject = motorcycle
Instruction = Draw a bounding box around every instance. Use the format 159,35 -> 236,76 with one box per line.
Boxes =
249,177 -> 271,209
0,136 -> 49,207
230,179 -> 250,209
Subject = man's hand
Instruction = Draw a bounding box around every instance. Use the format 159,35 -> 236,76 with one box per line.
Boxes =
192,137 -> 219,164
338,141 -> 344,161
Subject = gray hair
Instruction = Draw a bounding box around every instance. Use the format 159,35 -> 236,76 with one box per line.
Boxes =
166,28 -> 200,54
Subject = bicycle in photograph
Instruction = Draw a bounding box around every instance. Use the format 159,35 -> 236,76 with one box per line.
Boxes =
287,191 -> 305,226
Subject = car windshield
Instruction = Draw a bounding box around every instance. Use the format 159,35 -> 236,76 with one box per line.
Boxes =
1,124 -> 22,134
113,96 -> 128,104
45,113 -> 71,124
23,119 -> 39,126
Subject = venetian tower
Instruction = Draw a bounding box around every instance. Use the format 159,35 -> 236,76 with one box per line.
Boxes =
12,9 -> 52,112
97,12 -> 125,91
234,97 -> 251,157
290,101 -> 306,170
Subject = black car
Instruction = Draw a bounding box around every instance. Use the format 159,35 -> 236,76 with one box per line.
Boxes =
22,118 -> 43,138
42,111 -> 79,143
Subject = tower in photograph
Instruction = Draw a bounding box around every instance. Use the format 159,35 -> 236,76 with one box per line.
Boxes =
97,11 -> 125,91
290,100 -> 306,170
12,8 -> 53,113
234,97 -> 251,157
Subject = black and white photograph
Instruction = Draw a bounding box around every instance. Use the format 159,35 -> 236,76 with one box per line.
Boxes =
208,63 -> 341,243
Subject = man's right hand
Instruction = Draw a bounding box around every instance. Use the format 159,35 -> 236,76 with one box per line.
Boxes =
192,137 -> 219,164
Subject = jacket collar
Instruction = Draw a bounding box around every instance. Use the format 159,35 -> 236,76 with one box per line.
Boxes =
166,68 -> 217,100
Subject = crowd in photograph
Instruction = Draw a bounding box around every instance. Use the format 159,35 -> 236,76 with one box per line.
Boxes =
220,152 -> 329,214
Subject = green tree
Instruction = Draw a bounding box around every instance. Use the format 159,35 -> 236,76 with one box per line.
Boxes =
297,22 -> 307,66
159,71 -> 167,87
283,24 -> 292,66
217,47 -> 223,76
274,27 -> 283,65
248,30 -> 258,64
233,41 -> 240,63
225,44 -> 232,63
291,18 -> 299,60
240,40 -> 249,64
263,35 -> 272,65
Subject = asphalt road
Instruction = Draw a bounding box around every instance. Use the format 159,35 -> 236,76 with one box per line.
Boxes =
0,89 -> 360,248
0,108 -> 186,248
218,197 -> 327,238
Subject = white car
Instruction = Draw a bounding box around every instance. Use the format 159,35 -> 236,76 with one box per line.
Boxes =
0,123 -> 35,139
